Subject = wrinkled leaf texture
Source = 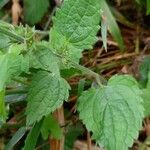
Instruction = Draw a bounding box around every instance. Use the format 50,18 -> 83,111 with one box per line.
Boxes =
26,71 -> 70,125
78,75 -> 144,150
50,0 -> 101,64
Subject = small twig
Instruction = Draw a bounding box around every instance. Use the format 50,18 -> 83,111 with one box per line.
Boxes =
44,6 -> 57,31
35,30 -> 49,35
98,37 -> 118,47
12,0 -> 22,25
99,52 -> 137,64
135,25 -> 140,54
71,61 -> 104,87
50,49 -> 106,86
35,142 -> 49,150
92,47 -> 103,67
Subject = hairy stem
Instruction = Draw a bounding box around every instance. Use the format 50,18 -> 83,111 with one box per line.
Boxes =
71,61 -> 105,87
53,51 -> 105,86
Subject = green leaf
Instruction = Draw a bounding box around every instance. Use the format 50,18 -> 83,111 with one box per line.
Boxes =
41,114 -> 63,140
146,0 -> 150,15
141,89 -> 150,117
100,0 -> 124,50
146,71 -> 150,90
4,127 -> 26,150
0,53 -> 29,90
26,71 -> 70,125
77,75 -> 144,150
0,33 -> 10,50
0,54 -> 8,90
77,79 -> 85,97
29,44 -> 60,75
24,0 -> 49,25
139,56 -> 150,87
110,7 -> 134,29
50,0 -> 101,64
0,90 -> 7,127
108,74 -> 139,87
23,121 -> 42,150
141,72 -> 150,117
107,74 -> 141,95
8,43 -> 25,55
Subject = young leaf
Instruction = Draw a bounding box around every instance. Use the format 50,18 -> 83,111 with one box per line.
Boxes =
0,90 -> 7,127
24,0 -> 49,25
26,71 -> 70,126
77,75 -> 144,150
4,127 -> 26,150
23,121 -> 42,150
100,0 -> 124,50
41,114 -> 63,140
29,44 -> 60,75
50,0 -> 101,64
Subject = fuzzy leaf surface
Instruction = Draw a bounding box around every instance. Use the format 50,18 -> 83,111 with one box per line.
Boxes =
26,71 -> 70,125
77,75 -> 144,150
50,0 -> 101,63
